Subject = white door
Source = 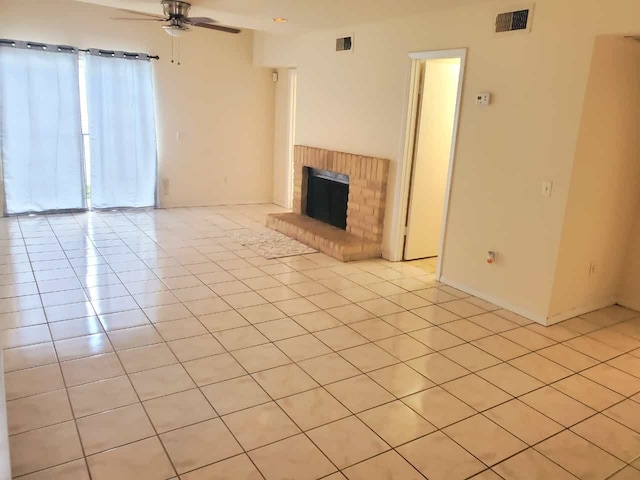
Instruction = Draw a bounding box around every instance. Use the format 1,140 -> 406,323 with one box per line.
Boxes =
404,58 -> 461,260
287,69 -> 298,209
272,69 -> 297,209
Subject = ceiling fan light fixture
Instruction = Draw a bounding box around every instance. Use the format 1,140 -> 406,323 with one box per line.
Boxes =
272,17 -> 288,23
163,24 -> 187,37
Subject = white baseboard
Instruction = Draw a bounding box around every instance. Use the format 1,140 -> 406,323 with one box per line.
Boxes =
159,200 -> 275,209
439,276 -> 548,325
546,297 -> 617,325
617,298 -> 640,313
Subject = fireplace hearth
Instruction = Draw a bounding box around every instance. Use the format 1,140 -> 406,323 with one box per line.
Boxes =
267,146 -> 390,262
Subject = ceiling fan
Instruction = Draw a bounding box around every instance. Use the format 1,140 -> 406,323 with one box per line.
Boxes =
113,0 -> 241,36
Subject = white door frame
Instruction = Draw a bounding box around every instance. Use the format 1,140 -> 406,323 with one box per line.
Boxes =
285,69 -> 298,209
391,48 -> 467,279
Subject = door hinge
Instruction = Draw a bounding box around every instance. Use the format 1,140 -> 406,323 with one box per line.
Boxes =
404,225 -> 409,236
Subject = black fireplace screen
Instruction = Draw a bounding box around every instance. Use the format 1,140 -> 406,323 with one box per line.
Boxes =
305,168 -> 349,230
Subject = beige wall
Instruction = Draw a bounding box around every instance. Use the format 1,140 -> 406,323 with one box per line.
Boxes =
619,204 -> 640,311
253,33 -> 298,69
549,36 -> 640,322
255,0 -> 640,322
2,0 -> 275,207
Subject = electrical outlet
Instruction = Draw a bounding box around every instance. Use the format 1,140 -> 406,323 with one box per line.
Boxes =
162,178 -> 169,195
476,93 -> 491,106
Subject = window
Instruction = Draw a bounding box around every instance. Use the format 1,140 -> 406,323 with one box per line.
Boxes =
84,53 -> 158,209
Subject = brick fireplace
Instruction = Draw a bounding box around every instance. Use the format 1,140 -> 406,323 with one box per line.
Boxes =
267,145 -> 390,261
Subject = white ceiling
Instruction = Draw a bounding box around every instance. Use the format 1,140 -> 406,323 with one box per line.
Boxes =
76,0 -> 494,33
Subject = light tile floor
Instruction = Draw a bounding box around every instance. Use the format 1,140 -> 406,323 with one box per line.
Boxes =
0,204 -> 639,479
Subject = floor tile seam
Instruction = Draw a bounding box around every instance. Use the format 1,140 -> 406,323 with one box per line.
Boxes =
441,414 -> 592,476
397,375 -> 607,448
173,306 -> 303,480
13,414 -> 160,455
480,427 -> 580,480
169,452 -> 267,480
582,362 -> 640,389
33,219 -> 95,477
546,370 -> 640,405
48,227 -> 182,480
221,392 -> 344,478
10,343 -> 573,426
211,331 -> 402,474
390,417 -> 506,478
436,374 -> 518,409
564,411 -> 640,464
530,427 -> 635,477
7,214 -> 636,472
0,288 -> 547,341
6,407 -> 79,438
10,457 -> 92,480
572,390 -> 640,425
337,448 -> 430,479
600,357 -> 640,381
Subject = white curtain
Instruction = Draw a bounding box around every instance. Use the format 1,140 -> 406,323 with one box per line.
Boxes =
85,54 -> 157,209
0,46 -> 86,214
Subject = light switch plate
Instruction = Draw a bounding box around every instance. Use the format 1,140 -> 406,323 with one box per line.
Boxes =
541,181 -> 553,197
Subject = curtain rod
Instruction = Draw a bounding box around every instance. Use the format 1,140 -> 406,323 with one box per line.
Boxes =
0,39 -> 159,60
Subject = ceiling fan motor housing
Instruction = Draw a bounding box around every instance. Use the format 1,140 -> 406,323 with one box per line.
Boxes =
161,0 -> 192,19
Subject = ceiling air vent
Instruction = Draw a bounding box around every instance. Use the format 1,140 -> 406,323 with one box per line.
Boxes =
495,6 -> 534,34
336,35 -> 353,52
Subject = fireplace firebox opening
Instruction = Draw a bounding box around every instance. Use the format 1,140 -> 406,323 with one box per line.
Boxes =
305,167 -> 349,230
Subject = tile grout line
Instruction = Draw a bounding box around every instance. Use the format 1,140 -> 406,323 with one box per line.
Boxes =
1,209 -> 640,478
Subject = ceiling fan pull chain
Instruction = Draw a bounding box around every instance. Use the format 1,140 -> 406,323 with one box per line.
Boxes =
170,34 -> 174,64
177,38 -> 181,66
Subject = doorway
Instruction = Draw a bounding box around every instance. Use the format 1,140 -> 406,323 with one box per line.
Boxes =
401,50 -> 465,270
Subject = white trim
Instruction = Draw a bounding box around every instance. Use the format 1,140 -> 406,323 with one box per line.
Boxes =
546,298 -> 617,325
618,298 -> 640,313
391,48 -> 467,282
388,58 -> 421,261
440,275 -> 547,325
285,69 -> 297,210
408,49 -> 467,61
442,275 -> 619,326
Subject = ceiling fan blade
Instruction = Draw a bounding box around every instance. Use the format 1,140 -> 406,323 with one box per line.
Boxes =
111,17 -> 166,21
115,8 -> 167,19
184,17 -> 216,24
193,23 -> 241,34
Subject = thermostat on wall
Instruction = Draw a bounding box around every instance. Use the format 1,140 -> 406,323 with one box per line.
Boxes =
476,92 -> 491,106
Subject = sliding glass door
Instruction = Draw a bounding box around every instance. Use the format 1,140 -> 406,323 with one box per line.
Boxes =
0,44 -> 157,214
0,44 -> 86,214
85,54 -> 157,209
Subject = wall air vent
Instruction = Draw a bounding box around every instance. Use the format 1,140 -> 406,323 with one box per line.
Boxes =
495,5 -> 534,34
336,35 -> 353,52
